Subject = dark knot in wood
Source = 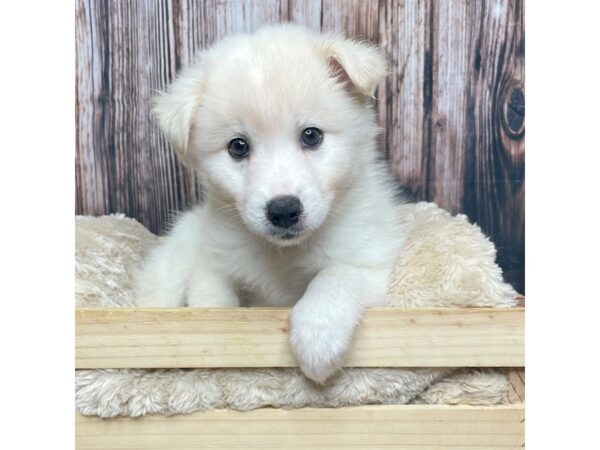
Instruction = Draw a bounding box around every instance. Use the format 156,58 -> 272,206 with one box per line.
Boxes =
502,83 -> 525,139
435,115 -> 447,130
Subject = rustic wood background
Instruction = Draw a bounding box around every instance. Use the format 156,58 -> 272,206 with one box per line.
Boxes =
75,0 -> 525,293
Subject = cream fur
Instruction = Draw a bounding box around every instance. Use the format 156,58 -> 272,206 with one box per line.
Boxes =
75,204 -> 516,417
75,214 -> 158,308
136,25 -> 405,383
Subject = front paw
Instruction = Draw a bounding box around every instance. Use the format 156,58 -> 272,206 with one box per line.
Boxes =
288,311 -> 353,384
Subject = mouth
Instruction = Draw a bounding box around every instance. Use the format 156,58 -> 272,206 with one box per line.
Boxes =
279,231 -> 300,240
266,225 -> 306,243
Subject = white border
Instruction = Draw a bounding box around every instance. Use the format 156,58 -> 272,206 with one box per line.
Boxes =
0,1 -> 74,448
527,1 -> 600,448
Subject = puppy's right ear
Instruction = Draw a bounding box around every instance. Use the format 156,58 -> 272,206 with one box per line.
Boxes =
152,61 -> 204,164
319,34 -> 387,99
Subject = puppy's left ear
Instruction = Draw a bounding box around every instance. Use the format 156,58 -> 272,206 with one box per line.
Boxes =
320,35 -> 387,98
152,60 -> 205,165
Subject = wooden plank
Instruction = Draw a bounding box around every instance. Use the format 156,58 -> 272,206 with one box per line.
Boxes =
507,369 -> 525,404
285,0 -> 322,31
321,0 -> 380,42
213,0 -> 284,39
76,307 -> 524,369
378,0 -> 432,196
76,404 -> 525,449
148,0 -> 203,216
75,0 -> 111,216
427,0 -> 474,212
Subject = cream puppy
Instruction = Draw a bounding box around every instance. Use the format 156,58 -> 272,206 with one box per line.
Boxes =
135,24 -> 406,383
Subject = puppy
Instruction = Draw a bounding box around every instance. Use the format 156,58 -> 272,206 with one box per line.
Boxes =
135,24 -> 406,383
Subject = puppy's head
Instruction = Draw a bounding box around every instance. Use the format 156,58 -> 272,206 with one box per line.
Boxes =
154,25 -> 386,246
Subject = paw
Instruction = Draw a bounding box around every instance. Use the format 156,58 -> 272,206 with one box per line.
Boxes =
289,326 -> 346,383
288,310 -> 353,384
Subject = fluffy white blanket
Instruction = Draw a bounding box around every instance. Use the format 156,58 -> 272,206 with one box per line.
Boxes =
75,202 -> 517,417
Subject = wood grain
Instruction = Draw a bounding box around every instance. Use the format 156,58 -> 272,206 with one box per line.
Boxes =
378,0 -> 431,195
321,0 -> 380,42
506,368 -> 525,404
461,0 -> 525,291
75,0 -> 110,216
76,404 -> 525,449
285,0 -> 322,30
75,307 -> 525,369
380,0 -> 525,292
75,0 -> 525,293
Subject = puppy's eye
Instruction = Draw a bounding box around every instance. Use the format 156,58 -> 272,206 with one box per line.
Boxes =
301,127 -> 323,148
228,138 -> 250,159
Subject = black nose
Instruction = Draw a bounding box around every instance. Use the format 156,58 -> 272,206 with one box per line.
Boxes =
266,195 -> 303,229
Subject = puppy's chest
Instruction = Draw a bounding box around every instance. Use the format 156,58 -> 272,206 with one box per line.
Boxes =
222,246 -> 322,306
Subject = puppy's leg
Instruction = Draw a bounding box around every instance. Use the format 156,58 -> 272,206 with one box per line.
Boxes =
134,237 -> 193,307
134,211 -> 238,308
185,259 -> 239,307
289,264 -> 391,383
135,241 -> 239,308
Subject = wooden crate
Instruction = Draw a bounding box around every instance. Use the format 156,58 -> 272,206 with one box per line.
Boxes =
76,307 -> 525,449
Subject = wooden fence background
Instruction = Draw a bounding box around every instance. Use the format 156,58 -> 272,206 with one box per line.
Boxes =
75,0 -> 525,293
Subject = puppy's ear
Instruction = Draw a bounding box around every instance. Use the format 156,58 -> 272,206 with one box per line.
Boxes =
152,60 -> 204,164
320,35 -> 387,98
